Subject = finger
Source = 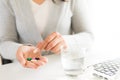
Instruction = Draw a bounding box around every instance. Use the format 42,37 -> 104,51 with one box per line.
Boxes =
40,56 -> 48,63
36,41 -> 44,49
51,41 -> 65,54
33,48 -> 40,54
31,60 -> 45,66
44,32 -> 62,50
42,32 -> 58,49
45,37 -> 62,50
45,32 -> 59,42
25,61 -> 38,69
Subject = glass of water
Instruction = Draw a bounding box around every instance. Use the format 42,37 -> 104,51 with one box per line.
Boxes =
60,47 -> 86,80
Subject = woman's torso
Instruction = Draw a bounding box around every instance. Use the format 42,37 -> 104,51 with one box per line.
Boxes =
9,0 -> 73,45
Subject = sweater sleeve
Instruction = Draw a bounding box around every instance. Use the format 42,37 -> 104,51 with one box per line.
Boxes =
63,0 -> 93,52
0,0 -> 22,59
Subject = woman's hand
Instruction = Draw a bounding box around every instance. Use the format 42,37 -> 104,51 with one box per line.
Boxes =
16,45 -> 48,69
37,32 -> 67,54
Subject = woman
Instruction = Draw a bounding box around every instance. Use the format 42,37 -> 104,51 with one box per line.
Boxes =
0,0 -> 93,69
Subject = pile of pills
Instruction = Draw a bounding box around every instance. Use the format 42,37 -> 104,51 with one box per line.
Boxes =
27,57 -> 40,61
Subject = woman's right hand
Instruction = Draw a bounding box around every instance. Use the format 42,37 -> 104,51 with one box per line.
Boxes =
16,45 -> 48,69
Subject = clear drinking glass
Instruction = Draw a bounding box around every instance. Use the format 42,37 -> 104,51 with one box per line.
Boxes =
60,47 -> 86,80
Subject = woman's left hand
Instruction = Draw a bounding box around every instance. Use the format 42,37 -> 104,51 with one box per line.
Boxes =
16,45 -> 48,69
37,32 -> 67,54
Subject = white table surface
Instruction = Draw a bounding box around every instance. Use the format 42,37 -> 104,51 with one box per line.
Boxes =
0,54 -> 98,80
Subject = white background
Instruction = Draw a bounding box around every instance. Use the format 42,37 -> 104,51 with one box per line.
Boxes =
86,0 -> 120,65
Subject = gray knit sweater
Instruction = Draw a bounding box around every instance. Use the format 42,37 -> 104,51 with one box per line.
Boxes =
0,0 -> 93,59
